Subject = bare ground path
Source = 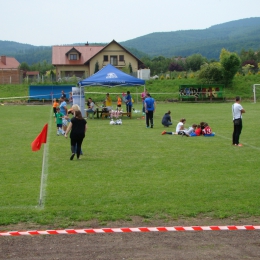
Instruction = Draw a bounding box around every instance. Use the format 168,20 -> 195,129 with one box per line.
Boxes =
1,217 -> 260,260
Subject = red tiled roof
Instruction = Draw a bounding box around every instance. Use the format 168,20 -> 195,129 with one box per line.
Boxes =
52,46 -> 104,65
0,56 -> 20,69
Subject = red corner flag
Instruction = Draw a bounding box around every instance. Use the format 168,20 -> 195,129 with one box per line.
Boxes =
31,124 -> 48,151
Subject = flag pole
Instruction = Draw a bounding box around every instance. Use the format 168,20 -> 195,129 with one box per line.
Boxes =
39,143 -> 47,206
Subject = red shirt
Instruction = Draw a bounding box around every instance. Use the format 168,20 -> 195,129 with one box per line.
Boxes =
203,126 -> 212,135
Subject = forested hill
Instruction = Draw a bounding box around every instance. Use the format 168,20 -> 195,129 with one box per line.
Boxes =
121,17 -> 260,59
0,17 -> 260,65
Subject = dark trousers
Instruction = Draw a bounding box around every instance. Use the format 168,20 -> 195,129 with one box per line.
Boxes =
71,136 -> 84,158
232,120 -> 242,145
126,104 -> 132,114
146,110 -> 154,127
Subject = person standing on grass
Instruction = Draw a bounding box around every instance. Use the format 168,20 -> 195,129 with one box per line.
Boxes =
59,96 -> 68,134
68,104 -> 83,155
52,98 -> 59,118
144,93 -> 156,128
141,89 -> 148,114
105,93 -> 112,111
117,95 -> 122,110
61,90 -> 66,99
125,91 -> 132,116
65,110 -> 87,160
55,107 -> 63,136
232,96 -> 245,146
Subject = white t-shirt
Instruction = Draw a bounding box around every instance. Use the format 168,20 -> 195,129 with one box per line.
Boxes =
176,122 -> 184,133
232,103 -> 243,119
89,101 -> 96,111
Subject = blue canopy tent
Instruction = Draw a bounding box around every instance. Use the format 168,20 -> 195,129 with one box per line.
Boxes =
77,64 -> 145,109
78,64 -> 145,87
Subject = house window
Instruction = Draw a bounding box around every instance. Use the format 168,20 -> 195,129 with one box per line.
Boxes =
70,54 -> 77,60
119,55 -> 124,62
110,56 -> 118,66
103,55 -> 108,62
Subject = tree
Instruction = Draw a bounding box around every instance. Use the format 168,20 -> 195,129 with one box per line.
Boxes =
240,49 -> 257,64
185,54 -> 207,71
168,62 -> 184,72
220,49 -> 241,86
94,61 -> 99,73
150,56 -> 171,75
198,62 -> 223,84
19,62 -> 30,72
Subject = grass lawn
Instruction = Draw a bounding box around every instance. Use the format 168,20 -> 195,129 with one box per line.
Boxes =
1,101 -> 260,228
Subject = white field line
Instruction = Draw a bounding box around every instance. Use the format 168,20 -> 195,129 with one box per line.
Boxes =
215,133 -> 260,151
37,108 -> 53,208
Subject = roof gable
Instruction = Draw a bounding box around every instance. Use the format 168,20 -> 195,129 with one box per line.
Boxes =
85,40 -> 143,65
52,45 -> 104,65
0,56 -> 20,69
65,47 -> 82,58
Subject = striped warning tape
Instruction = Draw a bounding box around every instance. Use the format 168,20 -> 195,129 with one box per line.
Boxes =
1,225 -> 260,236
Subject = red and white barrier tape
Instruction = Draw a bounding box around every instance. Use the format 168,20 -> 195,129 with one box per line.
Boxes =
1,225 -> 260,236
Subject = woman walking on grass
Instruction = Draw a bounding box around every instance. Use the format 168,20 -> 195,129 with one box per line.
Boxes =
64,110 -> 87,160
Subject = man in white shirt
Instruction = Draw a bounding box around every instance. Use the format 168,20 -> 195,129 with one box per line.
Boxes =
232,96 -> 245,146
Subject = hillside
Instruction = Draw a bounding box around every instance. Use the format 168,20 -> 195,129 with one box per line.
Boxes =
0,17 -> 260,64
121,17 -> 260,59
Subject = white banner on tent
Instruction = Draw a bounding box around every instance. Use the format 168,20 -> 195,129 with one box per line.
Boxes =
72,87 -> 85,112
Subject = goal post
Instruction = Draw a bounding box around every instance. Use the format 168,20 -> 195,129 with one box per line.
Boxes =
253,84 -> 260,103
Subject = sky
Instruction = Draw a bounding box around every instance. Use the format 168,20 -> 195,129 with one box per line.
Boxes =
1,0 -> 259,46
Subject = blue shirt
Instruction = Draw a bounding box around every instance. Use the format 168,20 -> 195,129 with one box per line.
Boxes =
145,97 -> 155,111
125,94 -> 132,106
60,101 -> 67,115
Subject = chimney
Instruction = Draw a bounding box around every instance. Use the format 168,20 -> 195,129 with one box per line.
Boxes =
1,56 -> 6,65
85,42 -> 89,46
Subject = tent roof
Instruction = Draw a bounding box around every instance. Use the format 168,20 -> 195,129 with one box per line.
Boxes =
78,64 -> 145,87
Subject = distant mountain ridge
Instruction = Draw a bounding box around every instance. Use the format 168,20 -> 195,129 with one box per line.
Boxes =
121,17 -> 260,59
0,17 -> 260,65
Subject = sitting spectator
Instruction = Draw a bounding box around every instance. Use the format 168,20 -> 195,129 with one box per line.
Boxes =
194,124 -> 202,136
175,118 -> 188,136
161,110 -> 172,127
100,100 -> 109,118
161,118 -> 188,136
86,98 -> 96,118
185,124 -> 198,136
202,123 -> 215,137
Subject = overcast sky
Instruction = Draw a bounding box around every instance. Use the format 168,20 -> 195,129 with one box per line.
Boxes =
1,0 -> 259,46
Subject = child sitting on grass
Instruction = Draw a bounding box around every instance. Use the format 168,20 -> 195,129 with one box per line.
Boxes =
202,123 -> 215,137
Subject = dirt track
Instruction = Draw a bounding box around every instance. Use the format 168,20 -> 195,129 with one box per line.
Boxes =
1,217 -> 260,259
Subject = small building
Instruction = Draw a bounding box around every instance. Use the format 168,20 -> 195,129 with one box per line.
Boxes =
52,40 -> 144,80
137,69 -> 151,80
0,56 -> 23,84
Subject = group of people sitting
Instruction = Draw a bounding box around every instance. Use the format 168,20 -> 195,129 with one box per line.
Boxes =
85,92 -> 132,119
161,113 -> 215,137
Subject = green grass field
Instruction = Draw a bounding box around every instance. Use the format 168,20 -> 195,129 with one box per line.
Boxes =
1,102 -> 260,228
